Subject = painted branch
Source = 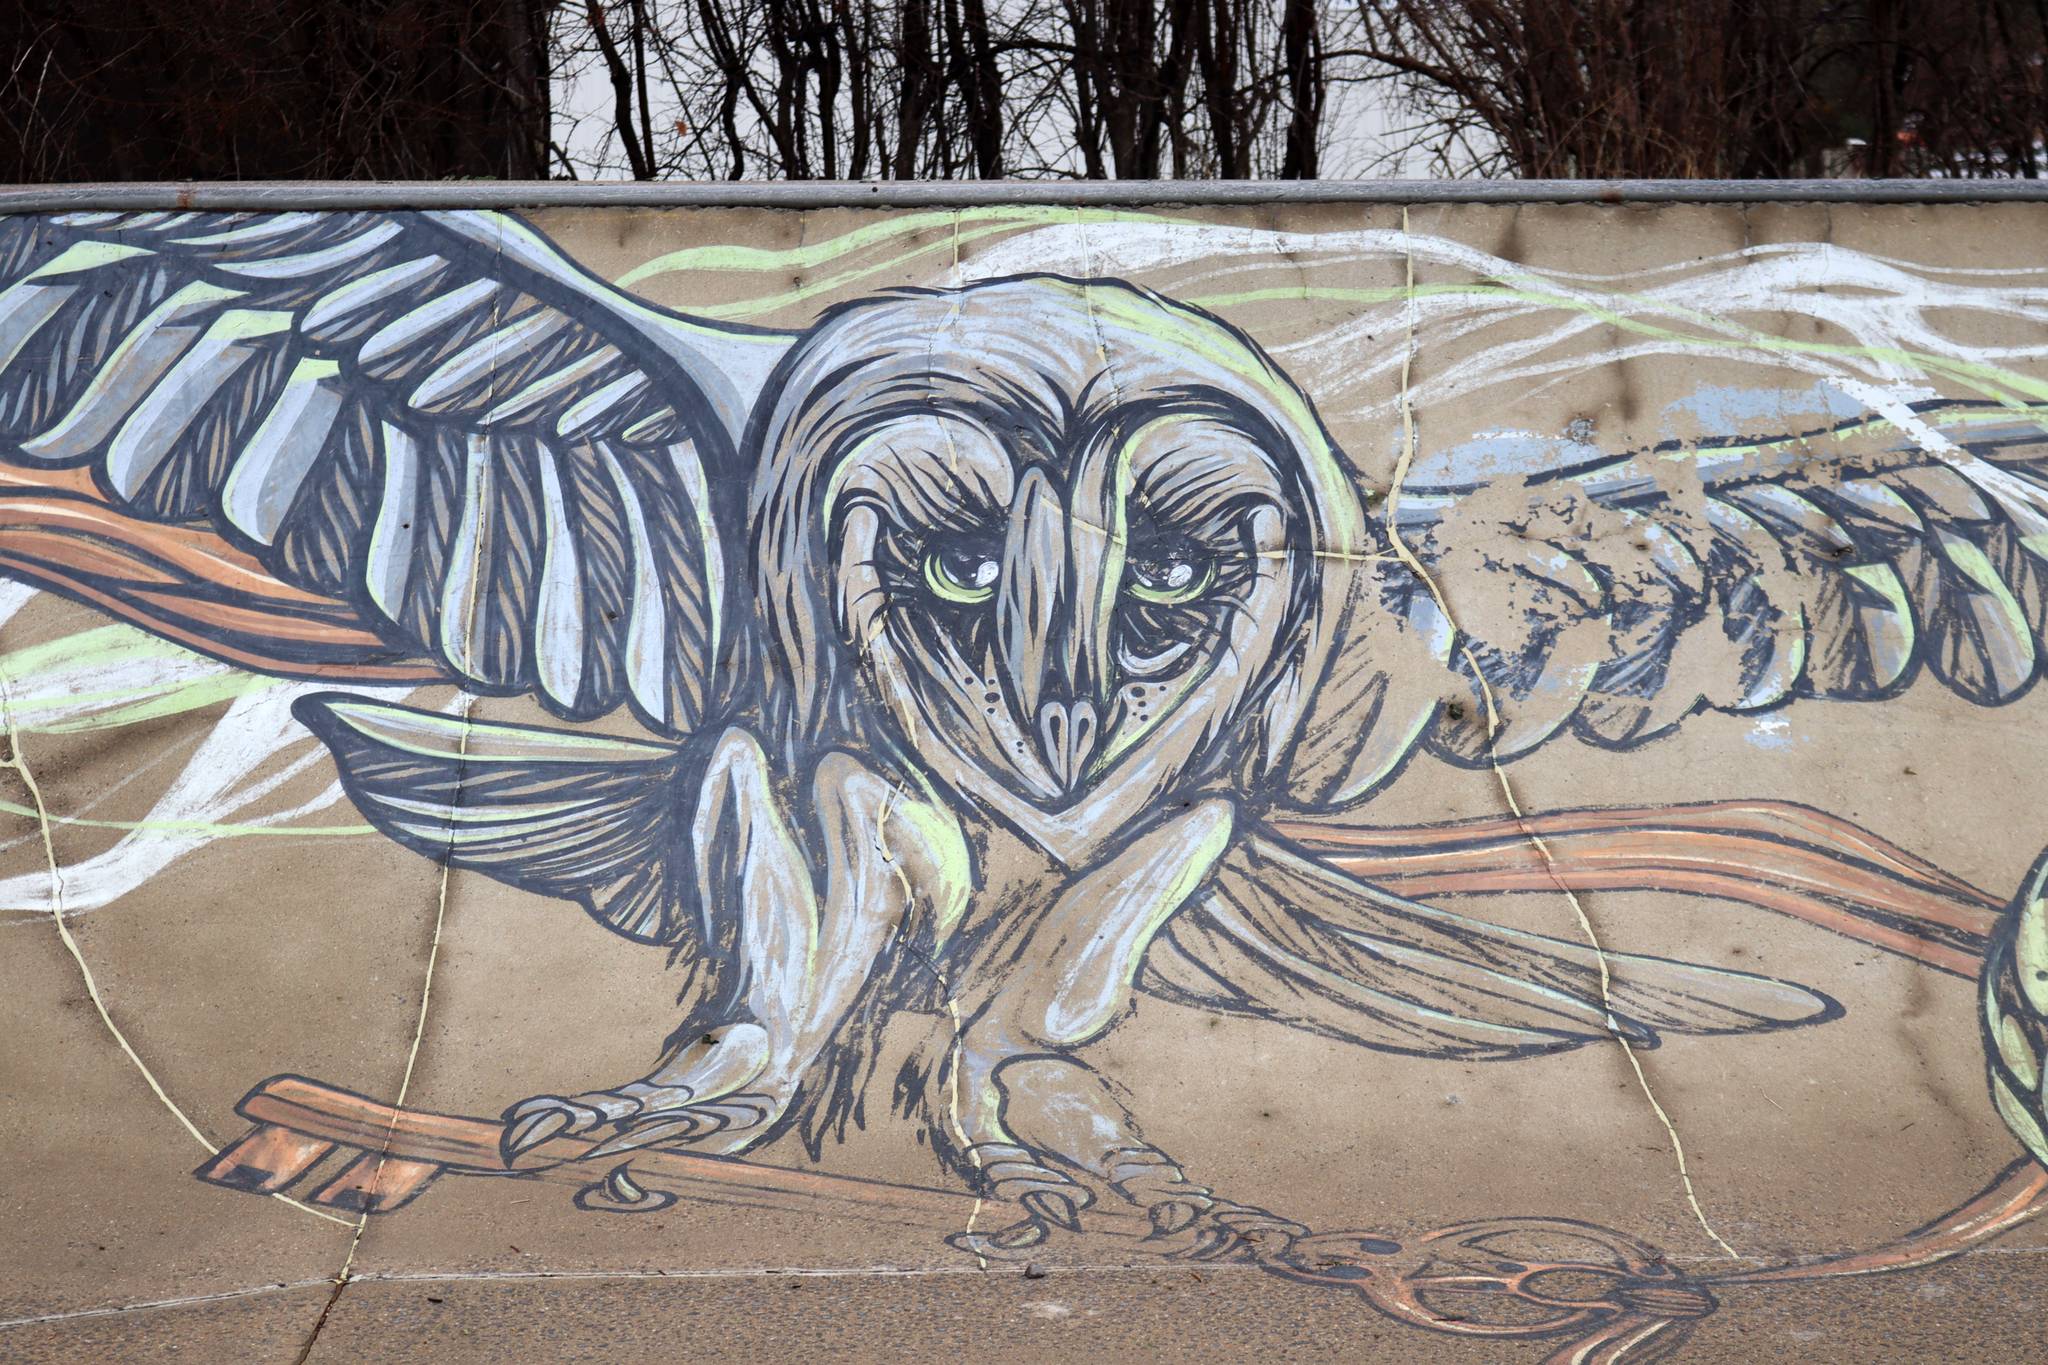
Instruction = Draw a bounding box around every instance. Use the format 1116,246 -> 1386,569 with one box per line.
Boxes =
1715,1158 -> 2048,1285
212,1074 -> 1152,1240
0,476 -> 441,684
1277,799 -> 2001,977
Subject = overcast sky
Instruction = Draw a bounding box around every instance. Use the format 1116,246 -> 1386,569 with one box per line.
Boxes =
551,34 -> 1461,181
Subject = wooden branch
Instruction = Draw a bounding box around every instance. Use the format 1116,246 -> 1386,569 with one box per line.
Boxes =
1275,798 -> 2001,977
198,1074 -> 1151,1238
193,1066 -> 2046,1365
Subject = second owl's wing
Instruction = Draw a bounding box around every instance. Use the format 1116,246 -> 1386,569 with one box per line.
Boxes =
1293,401 -> 2048,791
0,209 -> 796,737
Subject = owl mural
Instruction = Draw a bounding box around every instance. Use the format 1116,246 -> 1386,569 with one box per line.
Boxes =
0,207 -> 2044,1274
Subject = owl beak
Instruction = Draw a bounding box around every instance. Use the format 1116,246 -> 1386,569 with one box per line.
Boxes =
999,468 -> 1107,792
1036,696 -> 1099,791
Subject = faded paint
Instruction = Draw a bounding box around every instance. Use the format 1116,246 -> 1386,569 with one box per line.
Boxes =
0,199 -> 2045,1361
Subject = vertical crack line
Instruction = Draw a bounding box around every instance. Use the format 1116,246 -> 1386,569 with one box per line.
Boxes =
326,699 -> 472,1296
1385,208 -> 1741,1263
859,214 -> 978,1256
901,935 -> 985,1272
304,229 -> 505,1358
942,992 -> 987,1269
873,779 -> 984,1267
908,215 -> 983,1266
1070,209 -> 1131,414
0,662 -> 351,1229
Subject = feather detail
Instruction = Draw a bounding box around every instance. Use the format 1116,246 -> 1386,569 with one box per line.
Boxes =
1329,401 -> 2048,796
294,693 -> 695,945
0,209 -> 800,735
1145,833 -> 1836,1061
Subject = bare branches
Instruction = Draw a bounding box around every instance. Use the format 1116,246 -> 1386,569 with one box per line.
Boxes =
1350,1 -> 2048,180
548,0 -> 1341,180
1,1 -> 560,183
584,0 -> 653,177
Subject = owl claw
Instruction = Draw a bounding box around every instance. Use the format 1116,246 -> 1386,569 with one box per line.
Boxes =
1021,1189 -> 1083,1232
1148,1199 -> 1202,1237
1102,1144 -> 1307,1259
498,1085 -> 783,1173
582,1093 -> 778,1160
949,1214 -> 1049,1259
499,1095 -> 603,1163
1178,1201 -> 1310,1260
500,1108 -> 566,1162
992,1217 -> 1051,1251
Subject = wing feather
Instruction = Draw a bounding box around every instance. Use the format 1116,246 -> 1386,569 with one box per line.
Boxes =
294,692 -> 696,946
1144,834 -> 1836,1061
0,210 -> 798,736
1317,402 -> 2048,797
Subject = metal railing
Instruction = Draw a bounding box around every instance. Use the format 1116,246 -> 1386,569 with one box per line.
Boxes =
5,178 -> 2048,212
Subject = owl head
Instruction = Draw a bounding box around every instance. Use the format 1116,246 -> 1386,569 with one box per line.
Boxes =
750,275 -> 1371,827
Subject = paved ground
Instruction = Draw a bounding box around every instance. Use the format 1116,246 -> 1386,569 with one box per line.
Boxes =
6,1249 -> 2046,1363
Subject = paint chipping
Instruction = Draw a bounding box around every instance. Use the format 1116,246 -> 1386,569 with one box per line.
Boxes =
1390,206 -> 1741,1263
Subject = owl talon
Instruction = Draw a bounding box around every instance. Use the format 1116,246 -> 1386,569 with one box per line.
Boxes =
580,1093 -> 781,1160
1148,1199 -> 1202,1237
948,1215 -> 1048,1260
1021,1189 -> 1083,1232
1179,1201 -> 1311,1260
499,1095 -> 603,1162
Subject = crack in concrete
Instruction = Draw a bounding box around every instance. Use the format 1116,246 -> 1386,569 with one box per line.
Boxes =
299,692 -> 474,1363
15,1235 -> 2048,1336
897,930 -> 985,1269
908,215 -> 988,1267
0,1280 -> 337,1330
2,1260 -> 1295,1333
0,644 -> 351,1230
1388,207 -> 1742,1263
294,229 -> 505,1363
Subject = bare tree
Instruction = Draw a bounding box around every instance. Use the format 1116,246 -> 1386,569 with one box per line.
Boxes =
1,1 -> 557,183
1349,0 -> 2048,179
13,0 -> 2048,184
553,0 -> 1336,180
1853,0 -> 2048,177
1349,0 -> 1829,177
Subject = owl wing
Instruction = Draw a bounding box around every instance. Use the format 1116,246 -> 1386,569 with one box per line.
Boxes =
1142,833 -> 1835,1060
1404,400 -> 2048,764
0,209 -> 794,736
1281,401 -> 2048,805
1205,402 -> 2048,1059
294,692 -> 699,945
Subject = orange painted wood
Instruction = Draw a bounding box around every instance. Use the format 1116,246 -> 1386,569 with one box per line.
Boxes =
195,1123 -> 335,1194
309,1153 -> 444,1213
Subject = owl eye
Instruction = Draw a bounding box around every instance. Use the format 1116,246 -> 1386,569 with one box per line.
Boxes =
1125,550 -> 1214,605
923,542 -> 1001,604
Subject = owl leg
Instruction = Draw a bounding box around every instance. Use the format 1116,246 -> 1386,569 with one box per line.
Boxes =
953,1054 -> 1306,1260
937,798 -> 1300,1256
504,737 -> 960,1166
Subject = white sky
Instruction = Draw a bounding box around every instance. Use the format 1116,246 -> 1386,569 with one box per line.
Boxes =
551,23 -> 1467,180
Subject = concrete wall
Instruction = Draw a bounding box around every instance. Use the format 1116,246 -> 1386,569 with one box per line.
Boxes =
1,196 -> 2045,1360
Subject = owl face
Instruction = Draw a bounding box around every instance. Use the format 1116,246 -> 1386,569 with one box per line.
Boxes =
752,276 -> 1364,817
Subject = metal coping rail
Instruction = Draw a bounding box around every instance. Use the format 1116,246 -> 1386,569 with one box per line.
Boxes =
6,179 -> 2048,212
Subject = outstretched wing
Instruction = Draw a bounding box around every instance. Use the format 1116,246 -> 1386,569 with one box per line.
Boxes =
296,693 -> 697,946
0,210 -> 794,736
1356,402 -> 2048,769
1142,833 -> 1836,1060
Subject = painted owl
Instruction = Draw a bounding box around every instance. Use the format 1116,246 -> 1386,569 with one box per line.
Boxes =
0,209 -> 2043,1256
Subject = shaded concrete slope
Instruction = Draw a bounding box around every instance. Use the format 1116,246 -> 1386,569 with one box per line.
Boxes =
1,194 -> 2045,1362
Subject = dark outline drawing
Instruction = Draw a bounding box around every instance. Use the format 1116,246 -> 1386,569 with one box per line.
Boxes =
0,208 -> 2045,1358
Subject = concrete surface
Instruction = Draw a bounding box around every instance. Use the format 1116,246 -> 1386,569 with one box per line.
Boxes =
2,199 -> 2046,1361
